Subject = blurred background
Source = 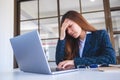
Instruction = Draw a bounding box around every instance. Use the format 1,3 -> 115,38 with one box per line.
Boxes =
14,0 -> 120,67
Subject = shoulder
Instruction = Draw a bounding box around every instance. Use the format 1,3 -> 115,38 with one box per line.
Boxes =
87,30 -> 108,41
92,29 -> 107,35
91,29 -> 108,37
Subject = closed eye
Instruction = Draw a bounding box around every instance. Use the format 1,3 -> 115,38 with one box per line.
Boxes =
68,25 -> 73,28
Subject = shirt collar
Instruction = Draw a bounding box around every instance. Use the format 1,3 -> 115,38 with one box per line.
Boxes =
86,31 -> 91,34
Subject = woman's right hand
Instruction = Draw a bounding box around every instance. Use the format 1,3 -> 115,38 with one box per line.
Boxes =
60,19 -> 71,40
57,60 -> 75,70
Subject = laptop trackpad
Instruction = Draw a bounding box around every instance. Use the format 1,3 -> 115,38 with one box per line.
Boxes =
51,67 -> 75,72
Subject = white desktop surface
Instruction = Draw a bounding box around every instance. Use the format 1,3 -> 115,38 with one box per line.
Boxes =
0,69 -> 120,80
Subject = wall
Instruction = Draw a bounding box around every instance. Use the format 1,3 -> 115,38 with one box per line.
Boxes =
0,0 -> 14,72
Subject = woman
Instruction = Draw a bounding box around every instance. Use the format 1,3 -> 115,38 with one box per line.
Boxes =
55,10 -> 116,70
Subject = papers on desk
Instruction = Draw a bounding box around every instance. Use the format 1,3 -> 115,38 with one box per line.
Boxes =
109,64 -> 120,67
76,64 -> 120,72
98,64 -> 120,72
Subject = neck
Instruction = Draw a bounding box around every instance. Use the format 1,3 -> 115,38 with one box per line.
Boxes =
79,30 -> 86,40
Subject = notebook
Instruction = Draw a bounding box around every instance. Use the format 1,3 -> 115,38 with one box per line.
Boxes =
98,64 -> 120,72
10,30 -> 79,74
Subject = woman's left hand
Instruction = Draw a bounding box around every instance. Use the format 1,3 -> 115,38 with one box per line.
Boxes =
57,60 -> 75,70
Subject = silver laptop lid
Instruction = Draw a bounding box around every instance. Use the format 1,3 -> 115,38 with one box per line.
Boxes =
10,30 -> 51,74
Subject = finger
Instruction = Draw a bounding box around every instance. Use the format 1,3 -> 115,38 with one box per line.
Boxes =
57,61 -> 66,68
62,60 -> 74,69
62,19 -> 71,30
65,65 -> 75,69
62,62 -> 70,69
58,61 -> 66,68
61,22 -> 69,30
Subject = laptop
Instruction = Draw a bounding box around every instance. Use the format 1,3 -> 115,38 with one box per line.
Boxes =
10,30 -> 79,74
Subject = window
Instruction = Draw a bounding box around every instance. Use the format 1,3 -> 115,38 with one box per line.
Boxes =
14,0 -> 120,68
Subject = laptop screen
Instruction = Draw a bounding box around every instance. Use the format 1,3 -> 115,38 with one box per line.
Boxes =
10,30 -> 51,74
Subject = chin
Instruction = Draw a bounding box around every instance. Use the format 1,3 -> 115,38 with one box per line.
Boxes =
72,34 -> 79,38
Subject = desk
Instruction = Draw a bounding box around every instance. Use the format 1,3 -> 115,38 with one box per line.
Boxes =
0,69 -> 120,80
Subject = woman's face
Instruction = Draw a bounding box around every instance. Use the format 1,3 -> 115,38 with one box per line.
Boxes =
66,19 -> 82,38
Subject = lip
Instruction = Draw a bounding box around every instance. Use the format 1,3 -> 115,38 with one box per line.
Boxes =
72,33 -> 76,37
73,33 -> 79,38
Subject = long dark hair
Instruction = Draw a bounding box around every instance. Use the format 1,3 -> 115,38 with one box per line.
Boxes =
61,10 -> 96,60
